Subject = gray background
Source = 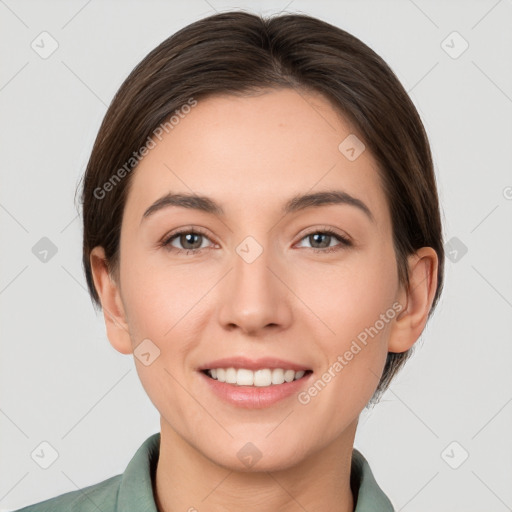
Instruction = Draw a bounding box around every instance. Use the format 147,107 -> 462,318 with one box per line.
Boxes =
1,0 -> 511,511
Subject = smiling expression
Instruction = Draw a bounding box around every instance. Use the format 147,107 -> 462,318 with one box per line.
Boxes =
94,87 -> 410,471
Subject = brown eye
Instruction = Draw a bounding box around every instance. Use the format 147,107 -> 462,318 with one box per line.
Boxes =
174,232 -> 204,250
160,228 -> 214,254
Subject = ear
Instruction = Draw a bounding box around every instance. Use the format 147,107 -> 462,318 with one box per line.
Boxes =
388,247 -> 439,353
89,246 -> 133,355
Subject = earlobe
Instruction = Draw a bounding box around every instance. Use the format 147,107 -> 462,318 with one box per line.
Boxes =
388,247 -> 438,353
89,246 -> 133,355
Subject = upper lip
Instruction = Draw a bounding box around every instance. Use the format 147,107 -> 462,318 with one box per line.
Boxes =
198,356 -> 312,372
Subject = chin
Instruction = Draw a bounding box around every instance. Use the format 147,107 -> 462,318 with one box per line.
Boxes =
203,438 -> 309,473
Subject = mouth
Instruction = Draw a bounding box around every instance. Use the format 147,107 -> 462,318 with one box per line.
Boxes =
198,358 -> 314,408
200,368 -> 314,387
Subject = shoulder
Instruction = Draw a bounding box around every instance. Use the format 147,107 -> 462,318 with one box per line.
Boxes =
12,432 -> 161,512
11,474 -> 122,512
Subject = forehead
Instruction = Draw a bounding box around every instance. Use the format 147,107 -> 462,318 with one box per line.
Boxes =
124,88 -> 389,228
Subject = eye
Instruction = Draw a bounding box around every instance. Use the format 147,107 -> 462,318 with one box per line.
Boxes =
159,227 -> 215,255
295,228 -> 352,254
159,226 -> 352,256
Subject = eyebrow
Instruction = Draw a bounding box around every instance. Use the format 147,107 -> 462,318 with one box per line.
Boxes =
141,190 -> 375,224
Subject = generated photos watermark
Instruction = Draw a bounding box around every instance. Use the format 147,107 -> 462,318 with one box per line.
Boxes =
93,97 -> 198,200
297,301 -> 403,405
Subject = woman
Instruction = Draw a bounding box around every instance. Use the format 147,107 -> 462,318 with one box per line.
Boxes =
15,10 -> 443,512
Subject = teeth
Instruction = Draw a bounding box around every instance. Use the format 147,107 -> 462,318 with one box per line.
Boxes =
206,368 -> 307,387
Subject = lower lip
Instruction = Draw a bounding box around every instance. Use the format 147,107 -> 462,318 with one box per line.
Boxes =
198,370 -> 313,409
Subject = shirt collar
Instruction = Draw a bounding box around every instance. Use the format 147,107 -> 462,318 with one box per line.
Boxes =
117,433 -> 394,511
351,448 -> 395,511
117,432 -> 160,511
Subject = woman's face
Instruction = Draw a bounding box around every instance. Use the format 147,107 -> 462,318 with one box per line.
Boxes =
105,88 -> 408,471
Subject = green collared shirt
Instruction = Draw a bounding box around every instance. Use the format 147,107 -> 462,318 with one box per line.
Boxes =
14,433 -> 394,511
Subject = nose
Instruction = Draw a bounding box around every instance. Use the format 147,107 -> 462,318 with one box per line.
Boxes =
217,241 -> 293,336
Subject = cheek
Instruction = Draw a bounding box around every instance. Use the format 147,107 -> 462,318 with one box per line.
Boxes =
297,255 -> 396,427
119,258 -> 207,416
304,242 -> 397,386
120,246 -> 212,339
305,242 -> 398,334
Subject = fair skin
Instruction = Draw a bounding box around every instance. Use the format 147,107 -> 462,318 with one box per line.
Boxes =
90,88 -> 438,512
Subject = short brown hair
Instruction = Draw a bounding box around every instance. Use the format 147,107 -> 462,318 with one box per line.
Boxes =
78,11 -> 445,404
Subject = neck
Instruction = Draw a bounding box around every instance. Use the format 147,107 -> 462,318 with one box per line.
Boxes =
154,418 -> 357,512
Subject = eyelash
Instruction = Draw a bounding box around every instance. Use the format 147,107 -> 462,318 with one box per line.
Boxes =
158,226 -> 352,256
